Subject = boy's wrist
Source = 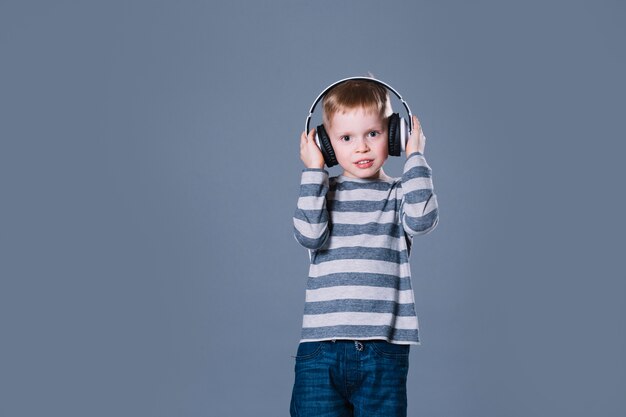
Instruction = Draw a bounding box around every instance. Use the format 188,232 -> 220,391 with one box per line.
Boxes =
406,151 -> 423,159
305,164 -> 325,170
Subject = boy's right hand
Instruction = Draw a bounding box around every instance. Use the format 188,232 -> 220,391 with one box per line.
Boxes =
300,129 -> 325,169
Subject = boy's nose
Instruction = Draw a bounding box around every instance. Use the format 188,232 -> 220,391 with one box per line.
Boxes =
355,138 -> 370,152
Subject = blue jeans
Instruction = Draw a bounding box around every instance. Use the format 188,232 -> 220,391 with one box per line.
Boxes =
290,340 -> 410,417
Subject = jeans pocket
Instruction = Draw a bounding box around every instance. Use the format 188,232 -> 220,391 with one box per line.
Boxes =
294,342 -> 324,362
370,340 -> 410,359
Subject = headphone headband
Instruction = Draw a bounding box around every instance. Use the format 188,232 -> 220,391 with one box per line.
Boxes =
305,76 -> 413,134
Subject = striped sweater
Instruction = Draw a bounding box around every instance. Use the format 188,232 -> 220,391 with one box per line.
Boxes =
293,152 -> 439,345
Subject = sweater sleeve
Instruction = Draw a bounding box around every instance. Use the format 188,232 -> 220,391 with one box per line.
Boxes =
293,168 -> 330,250
400,152 -> 439,236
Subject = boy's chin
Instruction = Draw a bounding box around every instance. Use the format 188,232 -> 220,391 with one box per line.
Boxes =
341,166 -> 385,180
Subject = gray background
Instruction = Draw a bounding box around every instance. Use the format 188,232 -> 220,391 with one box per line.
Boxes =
1,1 -> 625,416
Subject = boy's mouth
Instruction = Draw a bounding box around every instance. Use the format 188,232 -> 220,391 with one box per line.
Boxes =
355,159 -> 374,169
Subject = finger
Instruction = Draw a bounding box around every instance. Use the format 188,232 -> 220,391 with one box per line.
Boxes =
308,128 -> 316,142
412,115 -> 421,131
301,131 -> 308,146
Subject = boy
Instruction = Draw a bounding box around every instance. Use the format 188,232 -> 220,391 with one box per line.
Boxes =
291,78 -> 439,417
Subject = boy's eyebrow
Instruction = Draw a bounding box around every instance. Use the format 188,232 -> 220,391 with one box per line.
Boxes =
335,124 -> 385,135
364,125 -> 385,133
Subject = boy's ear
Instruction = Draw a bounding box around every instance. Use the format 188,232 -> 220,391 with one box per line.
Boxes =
316,124 -> 338,167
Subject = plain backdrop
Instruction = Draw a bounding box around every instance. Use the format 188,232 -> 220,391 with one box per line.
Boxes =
1,1 -> 625,416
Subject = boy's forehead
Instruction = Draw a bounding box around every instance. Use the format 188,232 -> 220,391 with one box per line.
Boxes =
329,106 -> 385,128
327,107 -> 384,133
337,104 -> 377,114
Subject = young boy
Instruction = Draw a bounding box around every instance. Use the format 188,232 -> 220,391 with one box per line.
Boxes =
291,78 -> 439,417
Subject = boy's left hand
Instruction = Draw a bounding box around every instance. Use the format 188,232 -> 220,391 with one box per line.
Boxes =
405,115 -> 426,156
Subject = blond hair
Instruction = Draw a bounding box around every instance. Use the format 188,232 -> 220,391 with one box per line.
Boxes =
322,79 -> 393,128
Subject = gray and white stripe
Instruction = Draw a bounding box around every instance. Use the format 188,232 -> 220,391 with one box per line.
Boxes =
294,152 -> 438,345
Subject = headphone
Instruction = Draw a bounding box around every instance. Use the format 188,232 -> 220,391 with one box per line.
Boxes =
305,76 -> 413,167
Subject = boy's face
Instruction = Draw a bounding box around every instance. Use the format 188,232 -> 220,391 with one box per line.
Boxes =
326,107 -> 389,180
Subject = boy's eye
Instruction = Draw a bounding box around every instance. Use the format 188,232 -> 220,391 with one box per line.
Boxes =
340,135 -> 351,142
368,131 -> 380,138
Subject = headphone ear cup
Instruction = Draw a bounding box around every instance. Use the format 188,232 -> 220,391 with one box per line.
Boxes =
399,116 -> 409,154
387,113 -> 401,157
316,124 -> 338,167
